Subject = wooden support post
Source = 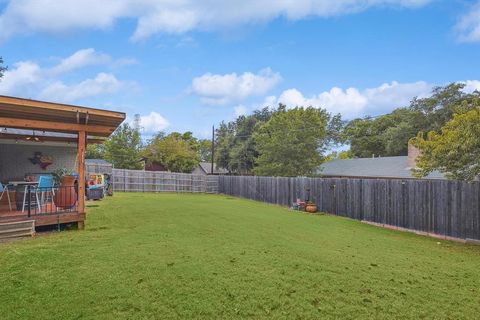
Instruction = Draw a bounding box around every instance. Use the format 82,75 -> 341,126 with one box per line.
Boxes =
77,130 -> 86,230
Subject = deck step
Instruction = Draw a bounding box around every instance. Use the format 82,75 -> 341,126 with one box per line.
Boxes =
0,220 -> 35,240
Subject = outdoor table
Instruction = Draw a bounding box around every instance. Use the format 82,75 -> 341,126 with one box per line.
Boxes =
8,181 -> 39,212
8,181 -> 38,187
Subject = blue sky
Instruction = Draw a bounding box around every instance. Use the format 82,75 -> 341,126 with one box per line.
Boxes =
0,0 -> 480,138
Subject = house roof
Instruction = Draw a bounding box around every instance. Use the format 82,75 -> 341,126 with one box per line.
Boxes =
0,95 -> 125,138
197,162 -> 229,174
319,156 -> 445,180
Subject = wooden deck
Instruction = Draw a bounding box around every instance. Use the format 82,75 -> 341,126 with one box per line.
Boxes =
0,204 -> 85,228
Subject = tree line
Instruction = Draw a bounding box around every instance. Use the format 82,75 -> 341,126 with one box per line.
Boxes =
214,83 -> 480,179
2,55 -> 475,181
215,105 -> 343,176
86,126 -> 212,173
0,57 -> 474,180
87,82 -> 480,180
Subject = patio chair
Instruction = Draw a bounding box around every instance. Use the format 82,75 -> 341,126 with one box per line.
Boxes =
0,182 -> 13,212
21,175 -> 55,213
35,175 -> 55,211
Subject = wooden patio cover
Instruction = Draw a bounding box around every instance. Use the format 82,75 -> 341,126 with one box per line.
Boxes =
0,95 -> 126,227
0,95 -> 125,138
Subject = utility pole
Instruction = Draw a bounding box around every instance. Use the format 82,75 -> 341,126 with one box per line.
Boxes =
211,125 -> 215,174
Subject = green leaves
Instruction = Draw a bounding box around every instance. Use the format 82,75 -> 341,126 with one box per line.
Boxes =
411,102 -> 480,181
86,144 -> 105,159
215,105 -> 341,176
142,132 -> 199,173
214,107 -> 273,174
253,107 -> 329,176
104,123 -> 143,170
344,83 -> 480,158
0,56 -> 6,79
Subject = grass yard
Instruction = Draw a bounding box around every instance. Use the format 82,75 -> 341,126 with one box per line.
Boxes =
1,193 -> 480,319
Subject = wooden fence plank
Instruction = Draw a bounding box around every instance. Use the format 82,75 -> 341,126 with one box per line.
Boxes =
217,175 -> 480,241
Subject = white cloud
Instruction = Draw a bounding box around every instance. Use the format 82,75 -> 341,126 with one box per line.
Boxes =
267,81 -> 432,118
455,2 -> 480,42
111,57 -> 139,68
363,81 -> 431,113
39,73 -> 123,102
234,105 -> 248,117
50,48 -> 111,75
132,111 -> 170,134
0,61 -> 42,96
191,68 -> 281,105
463,80 -> 480,92
278,87 -> 368,117
0,0 -> 129,41
0,0 -> 432,42
0,49 -> 132,102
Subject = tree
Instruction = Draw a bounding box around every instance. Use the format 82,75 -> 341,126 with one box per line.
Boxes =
343,108 -> 425,157
253,107 -> 331,176
215,121 -> 235,172
411,99 -> 480,181
142,132 -> 199,173
343,83 -> 480,158
86,144 -> 105,159
103,123 -> 143,169
325,150 -> 354,162
198,139 -> 212,162
0,56 -> 6,79
215,107 -> 274,174
228,115 -> 260,174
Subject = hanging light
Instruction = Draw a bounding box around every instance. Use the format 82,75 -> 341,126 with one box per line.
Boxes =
25,130 -> 42,142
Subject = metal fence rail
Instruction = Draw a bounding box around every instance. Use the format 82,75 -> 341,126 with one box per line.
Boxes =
20,185 -> 78,217
218,175 -> 480,241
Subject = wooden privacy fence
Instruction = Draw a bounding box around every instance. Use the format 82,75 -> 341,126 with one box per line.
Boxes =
85,163 -> 113,175
85,166 -> 219,193
110,169 -> 219,193
218,176 -> 480,241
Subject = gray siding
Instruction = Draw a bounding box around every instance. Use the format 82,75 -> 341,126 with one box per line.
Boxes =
0,143 -> 76,180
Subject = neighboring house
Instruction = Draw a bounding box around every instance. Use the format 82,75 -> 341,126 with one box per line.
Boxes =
144,161 -> 168,172
139,157 -> 167,172
192,162 -> 229,175
319,144 -> 445,180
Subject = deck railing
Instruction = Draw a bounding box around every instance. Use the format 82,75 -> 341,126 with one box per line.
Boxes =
20,185 -> 78,217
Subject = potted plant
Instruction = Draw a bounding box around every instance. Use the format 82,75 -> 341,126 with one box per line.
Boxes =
305,200 -> 317,213
52,168 -> 77,209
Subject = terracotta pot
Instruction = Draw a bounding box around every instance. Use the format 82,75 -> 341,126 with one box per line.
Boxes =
54,175 -> 77,209
305,204 -> 317,213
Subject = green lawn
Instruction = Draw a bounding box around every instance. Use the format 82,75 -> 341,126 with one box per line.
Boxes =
1,193 -> 479,319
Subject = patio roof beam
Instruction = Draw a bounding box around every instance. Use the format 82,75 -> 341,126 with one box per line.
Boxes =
0,132 -> 105,144
0,116 -> 115,136
0,95 -> 125,120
